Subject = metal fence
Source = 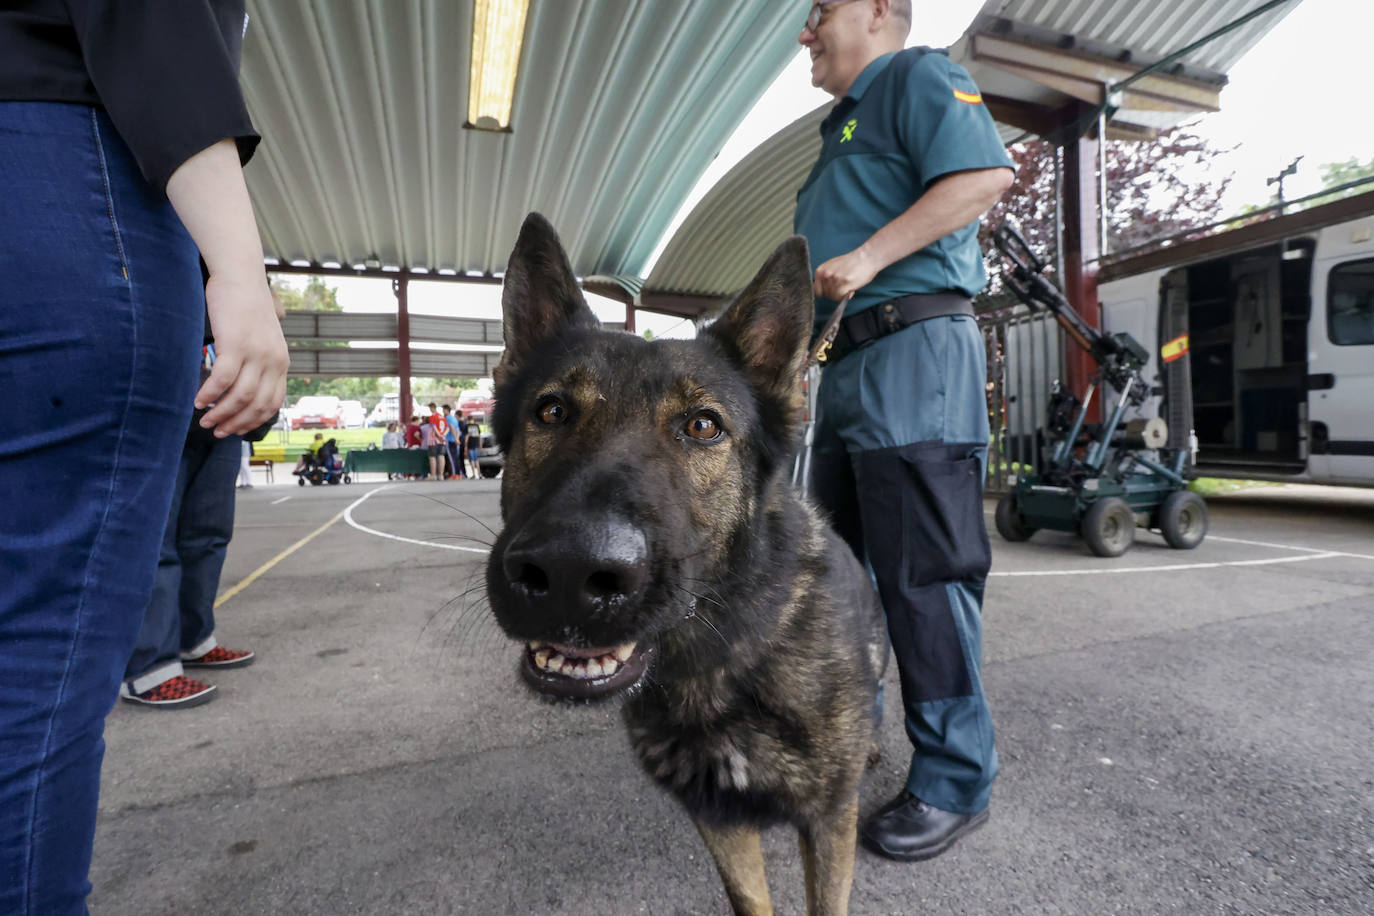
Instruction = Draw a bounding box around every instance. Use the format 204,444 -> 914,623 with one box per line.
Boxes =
789,311 -> 1065,498
980,308 -> 1065,494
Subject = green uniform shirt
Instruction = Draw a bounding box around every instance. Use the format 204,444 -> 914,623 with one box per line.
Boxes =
794,47 -> 1012,333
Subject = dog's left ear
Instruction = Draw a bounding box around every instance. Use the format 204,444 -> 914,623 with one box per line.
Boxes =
705,236 -> 813,409
496,213 -> 599,386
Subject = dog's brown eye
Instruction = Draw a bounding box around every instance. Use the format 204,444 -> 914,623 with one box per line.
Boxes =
538,400 -> 567,425
687,413 -> 720,441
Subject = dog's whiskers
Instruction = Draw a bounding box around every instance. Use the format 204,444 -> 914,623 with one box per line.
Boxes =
397,489 -> 500,539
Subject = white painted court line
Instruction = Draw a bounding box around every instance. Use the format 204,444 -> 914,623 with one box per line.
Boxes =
990,552 -> 1342,577
1207,534 -> 1374,562
270,495 -> 291,505
343,484 -> 490,555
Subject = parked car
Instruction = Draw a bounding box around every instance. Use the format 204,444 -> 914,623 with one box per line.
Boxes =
339,399 -> 366,429
291,395 -> 342,430
367,394 -> 422,427
475,430 -> 503,478
458,389 -> 495,420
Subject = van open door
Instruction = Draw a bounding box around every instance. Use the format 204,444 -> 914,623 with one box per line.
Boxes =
1158,269 -> 1193,455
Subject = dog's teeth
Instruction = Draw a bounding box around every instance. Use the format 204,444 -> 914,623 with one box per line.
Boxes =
559,659 -> 577,676
533,648 -> 552,669
586,659 -> 604,678
600,658 -> 619,676
548,653 -> 566,672
528,641 -> 542,650
613,643 -> 635,662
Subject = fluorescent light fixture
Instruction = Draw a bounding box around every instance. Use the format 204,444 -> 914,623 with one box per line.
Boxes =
467,0 -> 530,131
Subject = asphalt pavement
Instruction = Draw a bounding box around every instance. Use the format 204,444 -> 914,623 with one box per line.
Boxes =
89,476 -> 1374,914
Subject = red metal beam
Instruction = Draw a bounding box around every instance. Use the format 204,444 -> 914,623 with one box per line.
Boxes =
1060,108 -> 1102,421
394,277 -> 412,422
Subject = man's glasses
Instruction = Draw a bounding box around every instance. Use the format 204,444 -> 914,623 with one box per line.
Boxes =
805,0 -> 857,33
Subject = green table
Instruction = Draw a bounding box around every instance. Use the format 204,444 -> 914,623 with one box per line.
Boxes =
343,448 -> 429,476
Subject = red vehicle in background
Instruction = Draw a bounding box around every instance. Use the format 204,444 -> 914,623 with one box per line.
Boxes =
457,390 -> 495,420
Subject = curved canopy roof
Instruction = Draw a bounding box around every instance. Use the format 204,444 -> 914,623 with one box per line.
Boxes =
642,0 -> 1299,316
240,0 -> 802,280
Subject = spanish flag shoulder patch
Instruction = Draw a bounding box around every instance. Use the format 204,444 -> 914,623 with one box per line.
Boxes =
1162,334 -> 1189,363
952,88 -> 983,104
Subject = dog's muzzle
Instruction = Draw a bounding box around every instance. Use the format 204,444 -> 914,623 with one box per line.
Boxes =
496,514 -> 654,699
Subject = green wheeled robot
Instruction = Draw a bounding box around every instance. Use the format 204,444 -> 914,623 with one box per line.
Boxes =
991,223 -> 1208,558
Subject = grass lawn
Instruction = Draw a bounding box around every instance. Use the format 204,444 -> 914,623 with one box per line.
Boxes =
252,427 -> 384,461
1189,477 -> 1282,497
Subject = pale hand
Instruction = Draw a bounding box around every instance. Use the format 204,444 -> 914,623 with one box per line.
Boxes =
813,246 -> 880,302
196,273 -> 290,436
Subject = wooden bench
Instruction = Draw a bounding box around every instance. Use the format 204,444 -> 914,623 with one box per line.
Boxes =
248,457 -> 275,483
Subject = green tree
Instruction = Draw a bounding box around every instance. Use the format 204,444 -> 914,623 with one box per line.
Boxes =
1301,157 -> 1374,209
272,276 -> 342,312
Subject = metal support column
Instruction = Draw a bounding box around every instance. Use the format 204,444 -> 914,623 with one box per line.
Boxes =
394,276 -> 412,420
624,304 -> 636,334
1060,106 -> 1102,421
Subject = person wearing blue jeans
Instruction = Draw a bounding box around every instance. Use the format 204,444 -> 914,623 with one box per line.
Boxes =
0,3 -> 288,911
795,0 -> 1013,862
444,404 -> 465,478
120,426 -> 256,709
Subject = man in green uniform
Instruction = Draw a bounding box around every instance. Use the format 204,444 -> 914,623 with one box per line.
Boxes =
795,0 -> 1013,861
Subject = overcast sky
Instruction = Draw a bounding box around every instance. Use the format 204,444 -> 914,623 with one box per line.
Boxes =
302,0 -> 1372,342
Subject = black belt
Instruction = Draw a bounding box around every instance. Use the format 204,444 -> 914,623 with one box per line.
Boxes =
822,292 -> 974,366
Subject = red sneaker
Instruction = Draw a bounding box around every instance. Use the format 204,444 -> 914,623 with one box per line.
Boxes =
120,675 -> 217,709
182,646 -> 256,669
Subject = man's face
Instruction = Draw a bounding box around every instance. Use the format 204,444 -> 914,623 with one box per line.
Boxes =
799,0 -> 870,97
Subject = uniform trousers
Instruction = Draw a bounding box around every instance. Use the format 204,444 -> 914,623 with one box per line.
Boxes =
810,313 -> 997,815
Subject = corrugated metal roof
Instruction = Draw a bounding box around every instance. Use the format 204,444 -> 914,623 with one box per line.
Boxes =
644,106 -> 823,309
644,0 -> 1299,315
971,0 -> 1293,77
240,0 -> 802,279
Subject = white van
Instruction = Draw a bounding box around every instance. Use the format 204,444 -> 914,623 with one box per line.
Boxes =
1096,192 -> 1374,487
367,394 -> 422,427
339,400 -> 367,429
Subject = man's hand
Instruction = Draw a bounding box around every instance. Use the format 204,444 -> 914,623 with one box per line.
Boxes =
196,273 -> 290,436
813,245 -> 881,302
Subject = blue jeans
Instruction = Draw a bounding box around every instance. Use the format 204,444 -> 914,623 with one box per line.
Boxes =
446,439 -> 463,476
124,432 -> 241,692
811,315 -> 998,815
0,103 -> 202,914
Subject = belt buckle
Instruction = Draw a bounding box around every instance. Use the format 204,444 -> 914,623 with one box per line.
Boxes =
816,338 -> 833,364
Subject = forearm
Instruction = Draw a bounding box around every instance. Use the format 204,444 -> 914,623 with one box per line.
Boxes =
858,168 -> 1013,274
165,138 -> 265,278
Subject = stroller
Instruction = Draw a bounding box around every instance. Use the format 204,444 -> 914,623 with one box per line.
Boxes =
295,438 -> 348,486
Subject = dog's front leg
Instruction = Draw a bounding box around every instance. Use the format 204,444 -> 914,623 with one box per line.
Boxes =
692,817 -> 773,916
798,795 -> 859,916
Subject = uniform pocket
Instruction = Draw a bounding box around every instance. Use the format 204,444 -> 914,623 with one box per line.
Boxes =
897,443 -> 991,587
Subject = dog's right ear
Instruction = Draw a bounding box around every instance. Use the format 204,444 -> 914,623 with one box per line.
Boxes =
496,213 -> 599,386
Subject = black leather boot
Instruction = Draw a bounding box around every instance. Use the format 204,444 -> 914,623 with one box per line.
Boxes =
860,792 -> 989,861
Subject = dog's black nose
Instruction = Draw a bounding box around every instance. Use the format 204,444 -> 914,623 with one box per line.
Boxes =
501,517 -> 649,620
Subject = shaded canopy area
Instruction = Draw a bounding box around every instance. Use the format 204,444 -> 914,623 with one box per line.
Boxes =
241,0 -> 803,280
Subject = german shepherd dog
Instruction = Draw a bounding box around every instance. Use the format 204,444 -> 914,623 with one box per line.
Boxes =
485,213 -> 886,915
